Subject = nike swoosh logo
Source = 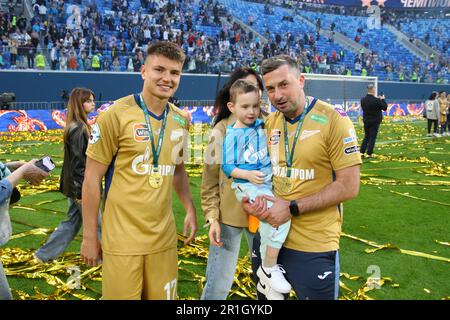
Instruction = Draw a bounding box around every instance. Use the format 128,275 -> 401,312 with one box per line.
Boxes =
300,130 -> 320,141
260,282 -> 266,290
318,271 -> 332,280
262,267 -> 272,279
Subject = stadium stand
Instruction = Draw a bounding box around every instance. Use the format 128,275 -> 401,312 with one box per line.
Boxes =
0,0 -> 448,83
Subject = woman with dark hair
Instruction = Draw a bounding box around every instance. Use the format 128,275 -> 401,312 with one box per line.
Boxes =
212,67 -> 265,126
201,67 -> 265,300
35,88 -> 99,263
425,91 -> 440,137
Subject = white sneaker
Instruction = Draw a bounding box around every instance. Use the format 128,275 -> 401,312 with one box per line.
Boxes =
257,265 -> 291,294
427,133 -> 432,137
257,280 -> 284,300
433,133 -> 442,137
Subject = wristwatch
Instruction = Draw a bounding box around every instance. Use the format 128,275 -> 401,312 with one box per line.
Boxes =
289,200 -> 300,217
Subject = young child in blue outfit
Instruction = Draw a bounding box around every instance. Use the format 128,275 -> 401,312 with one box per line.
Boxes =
221,79 -> 291,299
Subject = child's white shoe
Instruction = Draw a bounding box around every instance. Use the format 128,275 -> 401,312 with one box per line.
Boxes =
257,279 -> 285,300
257,264 -> 291,294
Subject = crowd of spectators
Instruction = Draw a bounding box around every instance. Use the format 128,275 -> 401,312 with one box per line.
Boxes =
252,0 -> 448,83
0,0 -> 448,83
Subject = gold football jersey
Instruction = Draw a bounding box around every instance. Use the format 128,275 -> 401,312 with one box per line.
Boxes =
265,97 -> 361,252
86,94 -> 190,255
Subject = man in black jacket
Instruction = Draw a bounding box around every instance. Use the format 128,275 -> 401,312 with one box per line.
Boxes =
360,84 -> 388,158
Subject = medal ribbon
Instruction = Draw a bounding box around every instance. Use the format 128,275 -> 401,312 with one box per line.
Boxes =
138,94 -> 168,172
282,98 -> 313,177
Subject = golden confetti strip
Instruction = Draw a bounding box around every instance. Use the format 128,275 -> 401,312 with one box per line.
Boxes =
435,240 -> 450,247
360,176 -> 450,187
389,190 -> 450,207
11,203 -> 66,215
9,228 -> 52,240
342,233 -> 450,263
35,199 -> 66,206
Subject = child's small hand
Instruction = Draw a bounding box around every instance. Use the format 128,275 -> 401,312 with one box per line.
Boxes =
246,171 -> 266,185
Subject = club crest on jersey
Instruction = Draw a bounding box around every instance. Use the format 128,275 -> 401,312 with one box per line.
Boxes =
133,123 -> 150,142
269,129 -> 281,145
300,130 -> 320,141
89,123 -> 100,144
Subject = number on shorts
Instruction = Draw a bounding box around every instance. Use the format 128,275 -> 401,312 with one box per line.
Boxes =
163,278 -> 177,300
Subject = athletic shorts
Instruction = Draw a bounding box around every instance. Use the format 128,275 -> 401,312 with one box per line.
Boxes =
252,232 -> 340,300
102,247 -> 178,300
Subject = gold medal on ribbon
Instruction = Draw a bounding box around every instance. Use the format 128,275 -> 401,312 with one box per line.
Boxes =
148,171 -> 163,189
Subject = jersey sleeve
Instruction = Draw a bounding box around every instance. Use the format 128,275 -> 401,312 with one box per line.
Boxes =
327,112 -> 362,171
176,107 -> 191,164
222,130 -> 237,178
86,108 -> 120,165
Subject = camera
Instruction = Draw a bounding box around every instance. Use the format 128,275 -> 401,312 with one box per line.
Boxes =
35,156 -> 56,172
0,92 -> 16,110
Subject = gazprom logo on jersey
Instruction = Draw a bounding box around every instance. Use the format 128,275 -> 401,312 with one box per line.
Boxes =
131,146 -> 175,175
244,144 -> 268,164
134,123 -> 149,142
273,167 -> 315,180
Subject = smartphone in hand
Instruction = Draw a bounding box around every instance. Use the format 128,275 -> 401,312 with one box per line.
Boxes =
35,156 -> 56,172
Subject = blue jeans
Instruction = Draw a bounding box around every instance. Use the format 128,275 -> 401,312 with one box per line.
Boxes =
0,259 -> 12,300
35,198 -> 101,262
201,223 -> 254,300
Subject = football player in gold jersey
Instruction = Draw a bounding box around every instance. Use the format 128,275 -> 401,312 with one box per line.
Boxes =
244,55 -> 361,300
80,42 -> 197,300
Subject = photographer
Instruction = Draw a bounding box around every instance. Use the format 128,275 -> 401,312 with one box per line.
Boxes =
0,93 -> 16,110
1,160 -> 49,300
360,84 -> 388,158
